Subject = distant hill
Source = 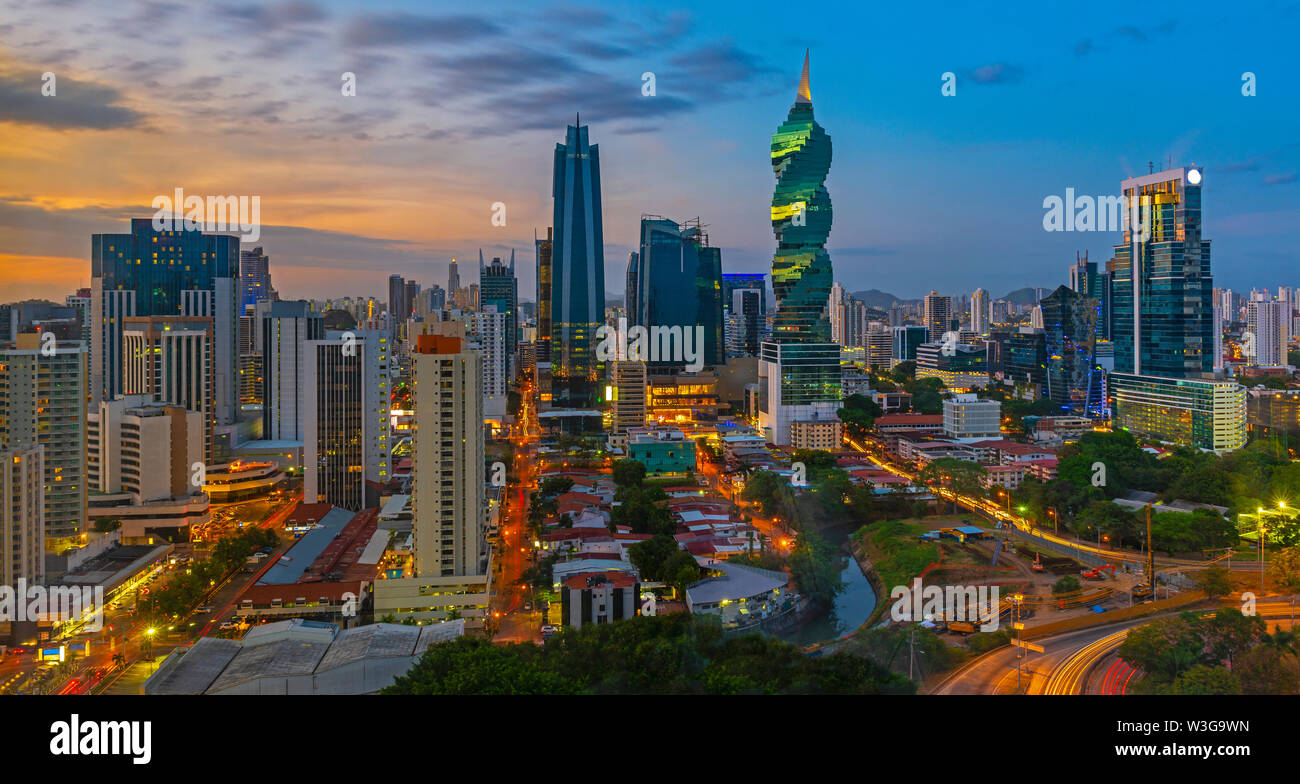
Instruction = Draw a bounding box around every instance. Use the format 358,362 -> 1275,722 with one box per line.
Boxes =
1000,287 -> 1040,305
849,289 -> 903,309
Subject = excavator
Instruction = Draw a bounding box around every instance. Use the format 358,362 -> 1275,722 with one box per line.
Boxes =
1081,564 -> 1117,581
1031,553 -> 1044,572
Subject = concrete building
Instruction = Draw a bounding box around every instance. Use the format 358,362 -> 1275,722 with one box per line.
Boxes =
1,444 -> 45,585
559,571 -> 641,629
410,334 -> 485,578
121,315 -> 215,463
685,560 -> 793,631
626,427 -> 696,476
943,393 -> 1002,440
468,308 -> 509,422
261,301 -> 323,441
86,396 -> 208,542
609,360 -> 647,435
303,337 -> 368,511
0,334 -> 87,550
923,291 -> 953,342
789,418 -> 844,451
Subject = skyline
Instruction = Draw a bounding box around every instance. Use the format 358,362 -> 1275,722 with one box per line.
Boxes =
3,1 -> 1300,304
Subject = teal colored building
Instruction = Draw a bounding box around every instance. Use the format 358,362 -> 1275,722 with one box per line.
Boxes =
627,430 -> 697,476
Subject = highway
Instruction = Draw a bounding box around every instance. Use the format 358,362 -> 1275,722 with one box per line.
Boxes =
934,600 -> 1300,695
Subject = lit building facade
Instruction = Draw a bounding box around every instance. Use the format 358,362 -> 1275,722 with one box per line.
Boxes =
1110,373 -> 1246,453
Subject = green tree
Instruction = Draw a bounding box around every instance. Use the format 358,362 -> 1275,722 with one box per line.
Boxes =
629,535 -> 684,582
1051,575 -> 1080,595
612,459 -> 647,488
1269,547 -> 1300,592
1172,664 -> 1241,695
1194,566 -> 1233,599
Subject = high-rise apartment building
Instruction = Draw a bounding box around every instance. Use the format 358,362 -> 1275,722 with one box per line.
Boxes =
448,260 -> 460,303
1245,292 -> 1289,367
261,301 -> 324,441
479,250 -> 519,371
0,334 -> 87,549
970,288 -> 990,335
1,444 -> 45,585
121,315 -> 215,462
469,309 -> 509,420
923,291 -> 953,341
411,335 -> 484,578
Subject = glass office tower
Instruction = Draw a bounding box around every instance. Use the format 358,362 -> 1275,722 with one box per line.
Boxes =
550,121 -> 605,409
1040,285 -> 1103,416
1110,167 -> 1213,378
636,216 -> 724,368
91,218 -> 239,425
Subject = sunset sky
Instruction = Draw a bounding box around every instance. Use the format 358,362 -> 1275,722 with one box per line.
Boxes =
3,0 -> 1299,304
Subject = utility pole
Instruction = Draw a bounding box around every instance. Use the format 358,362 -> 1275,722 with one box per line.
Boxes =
1146,503 -> 1154,596
908,627 -> 916,681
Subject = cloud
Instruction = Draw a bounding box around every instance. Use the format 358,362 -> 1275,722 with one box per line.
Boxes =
226,0 -> 327,29
340,13 -> 503,47
963,62 -> 1025,85
0,68 -> 145,129
1263,173 -> 1297,185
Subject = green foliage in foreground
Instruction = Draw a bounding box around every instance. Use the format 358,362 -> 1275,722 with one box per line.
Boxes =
383,614 -> 916,695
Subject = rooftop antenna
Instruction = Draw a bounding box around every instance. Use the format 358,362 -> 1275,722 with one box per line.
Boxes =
1148,161 -> 1154,174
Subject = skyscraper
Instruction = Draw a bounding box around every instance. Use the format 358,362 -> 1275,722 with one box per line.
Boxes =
636,216 -> 724,367
121,315 -> 215,463
770,52 -> 833,343
0,444 -> 44,584
303,337 -> 367,511
624,252 -> 640,326
388,274 -> 406,326
759,53 -> 842,444
970,288 -> 990,335
922,290 -> 953,341
479,250 -> 519,369
0,334 -> 87,550
1246,292 -> 1289,367
448,259 -> 460,303
1040,285 -> 1103,416
240,247 -> 273,310
261,300 -> 324,441
91,218 -> 239,425
1110,166 -> 1213,377
411,334 -> 484,578
550,121 -> 606,409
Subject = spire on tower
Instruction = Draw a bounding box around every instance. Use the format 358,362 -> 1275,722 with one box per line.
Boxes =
795,49 -> 812,105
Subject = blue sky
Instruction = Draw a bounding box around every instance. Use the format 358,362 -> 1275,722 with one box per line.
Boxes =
2,0 -> 1298,302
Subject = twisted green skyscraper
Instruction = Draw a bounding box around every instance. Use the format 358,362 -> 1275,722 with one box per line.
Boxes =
770,50 -> 833,344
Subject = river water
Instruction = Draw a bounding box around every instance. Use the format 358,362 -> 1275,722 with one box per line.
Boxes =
776,527 -> 878,647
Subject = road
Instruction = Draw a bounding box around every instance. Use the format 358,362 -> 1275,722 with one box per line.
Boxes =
934,600 -> 1300,695
490,379 -> 543,642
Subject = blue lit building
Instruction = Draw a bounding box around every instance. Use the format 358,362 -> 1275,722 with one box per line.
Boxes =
635,216 -> 724,368
550,121 -> 606,409
91,218 -> 240,425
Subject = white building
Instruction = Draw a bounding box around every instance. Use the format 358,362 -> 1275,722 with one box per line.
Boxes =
970,288 -> 990,335
468,308 -> 508,421
411,334 -> 485,578
943,393 -> 1002,440
1246,293 -> 1289,368
86,396 -> 208,542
